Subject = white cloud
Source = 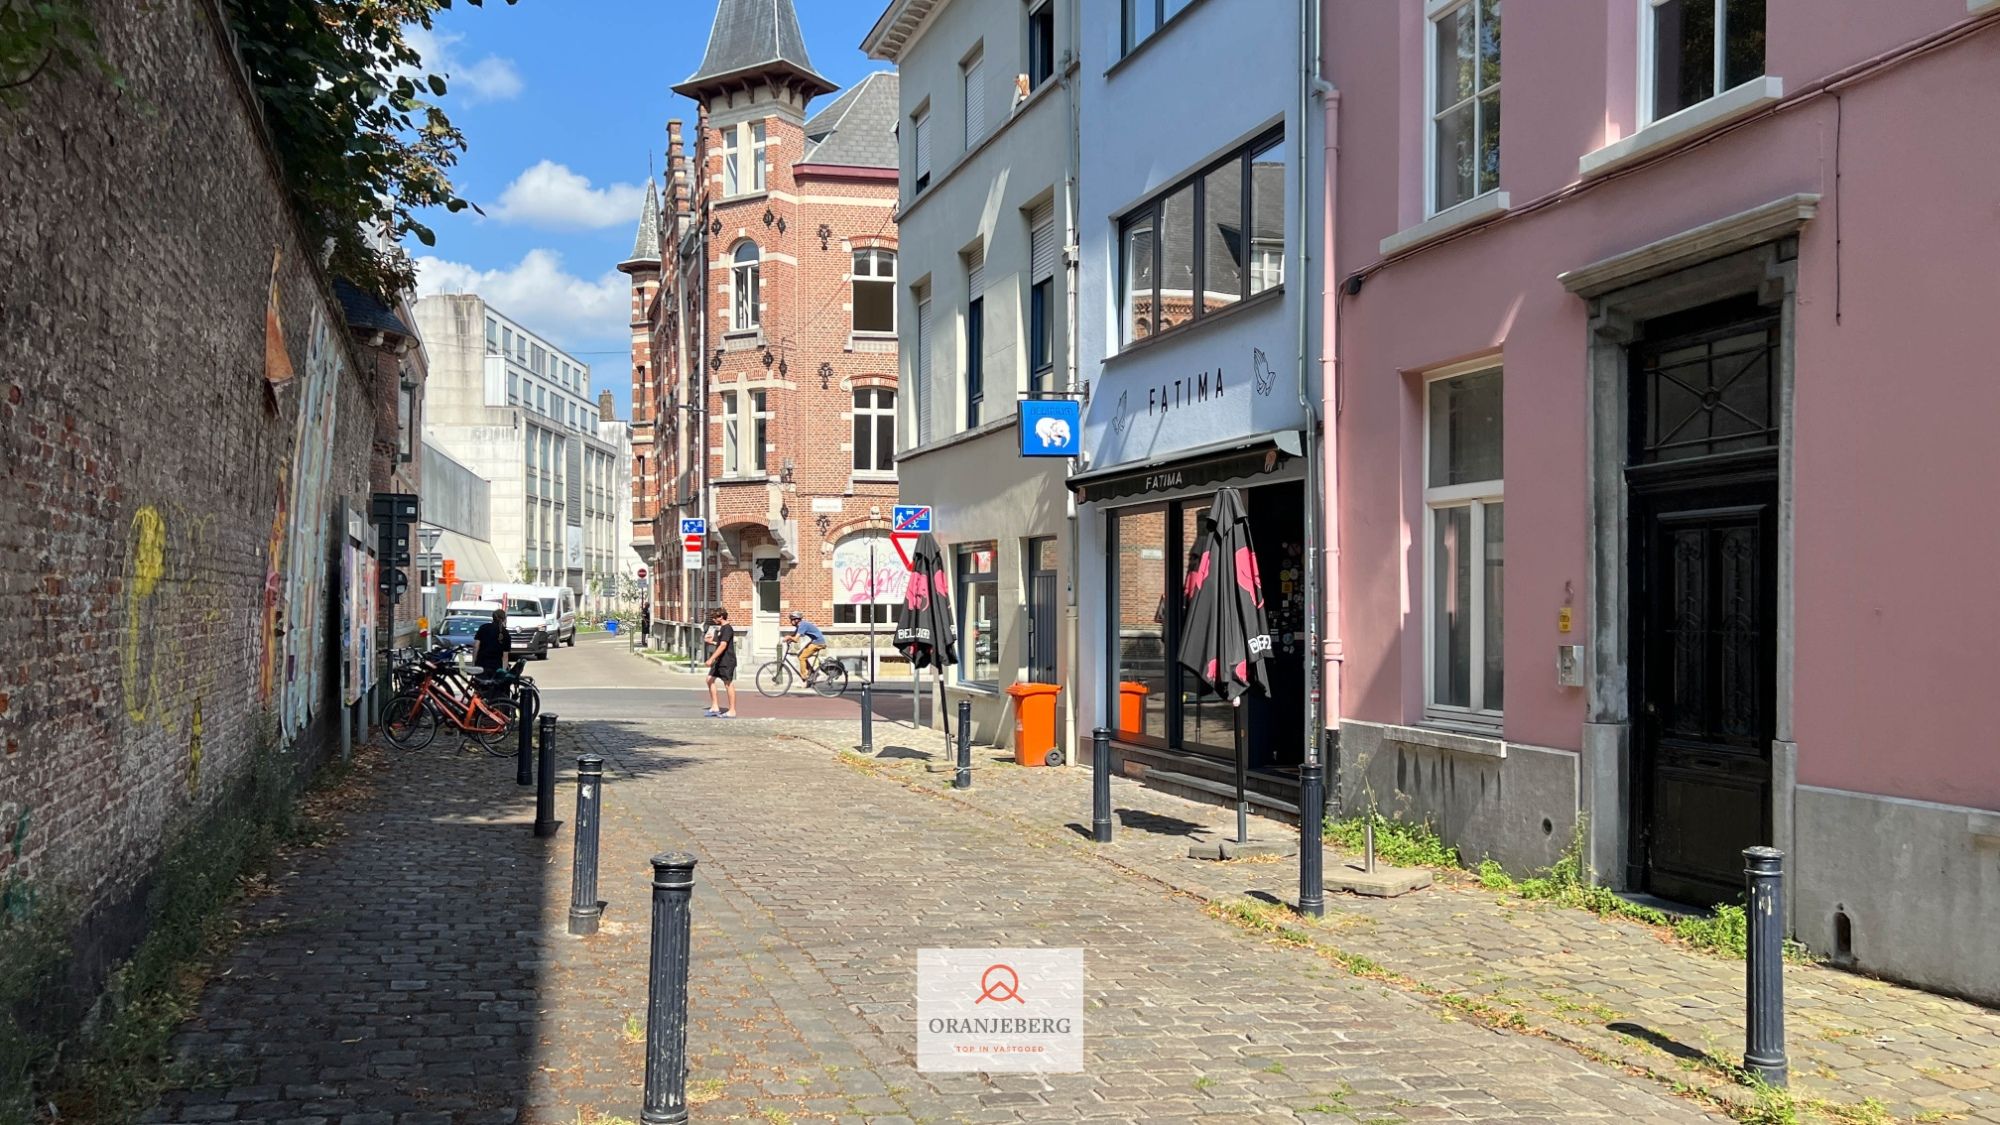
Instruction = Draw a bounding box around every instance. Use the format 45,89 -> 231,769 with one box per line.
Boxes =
405,26 -> 523,105
415,250 -> 626,352
489,161 -> 649,230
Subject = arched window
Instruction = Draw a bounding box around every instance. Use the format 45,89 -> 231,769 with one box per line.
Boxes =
732,242 -> 761,331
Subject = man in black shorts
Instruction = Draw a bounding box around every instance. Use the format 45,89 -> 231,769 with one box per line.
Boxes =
704,608 -> 738,717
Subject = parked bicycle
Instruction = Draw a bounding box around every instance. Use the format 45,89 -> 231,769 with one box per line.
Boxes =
383,647 -> 534,755
755,639 -> 849,698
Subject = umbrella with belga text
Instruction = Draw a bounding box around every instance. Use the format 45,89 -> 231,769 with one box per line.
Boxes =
893,532 -> 958,738
1178,487 -> 1273,846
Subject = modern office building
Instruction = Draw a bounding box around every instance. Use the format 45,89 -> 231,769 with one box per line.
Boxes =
413,294 -> 624,599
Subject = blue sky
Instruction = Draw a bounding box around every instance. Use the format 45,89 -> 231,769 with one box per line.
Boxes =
408,0 -> 894,419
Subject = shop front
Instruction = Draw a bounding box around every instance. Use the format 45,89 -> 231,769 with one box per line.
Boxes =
1077,438 -> 1310,785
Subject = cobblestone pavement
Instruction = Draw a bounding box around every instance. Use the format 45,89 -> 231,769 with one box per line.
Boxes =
770,716 -> 2000,1125
145,709 -> 1728,1122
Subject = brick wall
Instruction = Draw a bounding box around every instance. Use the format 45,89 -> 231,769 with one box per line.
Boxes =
0,0 -> 385,981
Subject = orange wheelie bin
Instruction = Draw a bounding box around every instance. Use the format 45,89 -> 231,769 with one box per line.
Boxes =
1118,681 -> 1151,737
1006,682 -> 1063,766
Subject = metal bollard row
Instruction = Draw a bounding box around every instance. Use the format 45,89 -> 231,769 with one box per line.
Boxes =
953,699 -> 972,790
642,853 -> 697,1125
1091,727 -> 1112,843
567,754 -> 605,936
534,713 -> 560,838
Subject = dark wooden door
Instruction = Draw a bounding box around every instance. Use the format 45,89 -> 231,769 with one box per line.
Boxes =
1627,297 -> 1783,905
1632,481 -> 1777,904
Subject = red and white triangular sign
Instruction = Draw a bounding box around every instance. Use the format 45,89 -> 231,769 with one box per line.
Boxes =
891,532 -> 920,573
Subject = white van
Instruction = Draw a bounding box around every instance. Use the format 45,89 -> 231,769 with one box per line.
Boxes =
469,583 -> 576,657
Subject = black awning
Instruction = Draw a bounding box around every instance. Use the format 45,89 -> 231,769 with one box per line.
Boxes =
1070,430 -> 1303,504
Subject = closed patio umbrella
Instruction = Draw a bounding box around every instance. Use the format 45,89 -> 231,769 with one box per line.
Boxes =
893,533 -> 958,734
1178,488 -> 1273,847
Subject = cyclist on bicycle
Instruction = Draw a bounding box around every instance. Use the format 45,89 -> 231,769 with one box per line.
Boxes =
788,611 -> 827,683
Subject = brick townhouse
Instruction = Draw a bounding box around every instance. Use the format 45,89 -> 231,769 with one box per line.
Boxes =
627,0 -> 902,665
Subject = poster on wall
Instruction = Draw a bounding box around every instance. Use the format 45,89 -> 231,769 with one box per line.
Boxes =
565,525 -> 584,571
280,309 -> 344,737
832,534 -> 907,606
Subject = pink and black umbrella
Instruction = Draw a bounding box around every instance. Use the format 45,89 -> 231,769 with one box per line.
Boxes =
1177,488 -> 1272,845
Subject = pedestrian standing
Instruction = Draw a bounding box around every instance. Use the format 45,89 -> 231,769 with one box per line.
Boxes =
472,607 -> 510,672
640,600 -> 651,640
704,608 -> 738,718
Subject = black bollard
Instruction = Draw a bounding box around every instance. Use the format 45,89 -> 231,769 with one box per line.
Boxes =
860,681 -> 874,754
516,692 -> 537,787
1297,761 -> 1326,918
1091,728 -> 1113,843
567,754 -> 605,936
953,699 -> 972,790
641,852 -> 697,1125
534,714 -> 560,838
1743,846 -> 1789,1087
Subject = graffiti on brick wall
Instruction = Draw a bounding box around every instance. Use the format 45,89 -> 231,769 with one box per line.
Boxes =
832,534 -> 908,606
260,469 -> 288,702
119,504 -> 222,748
277,308 -> 344,738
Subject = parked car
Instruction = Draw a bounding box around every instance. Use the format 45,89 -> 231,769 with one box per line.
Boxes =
440,598 -> 548,659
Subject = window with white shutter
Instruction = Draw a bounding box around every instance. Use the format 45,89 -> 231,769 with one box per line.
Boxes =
1029,201 -> 1056,284
916,297 -> 934,446
913,108 -> 932,189
1029,200 -> 1057,391
965,249 -> 985,429
962,50 -> 987,150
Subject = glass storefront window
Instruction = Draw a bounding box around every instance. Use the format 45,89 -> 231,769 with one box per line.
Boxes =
957,543 -> 1000,687
1179,503 -> 1236,755
1109,507 -> 1170,744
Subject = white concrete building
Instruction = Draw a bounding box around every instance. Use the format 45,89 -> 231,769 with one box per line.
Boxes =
413,294 -> 624,599
864,0 -> 1079,751
594,391 -> 647,610
1071,0 -> 1325,807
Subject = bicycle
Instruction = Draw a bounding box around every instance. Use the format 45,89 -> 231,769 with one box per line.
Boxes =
383,650 -> 523,755
755,640 -> 849,698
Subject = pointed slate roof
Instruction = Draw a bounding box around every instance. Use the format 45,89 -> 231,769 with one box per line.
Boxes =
673,0 -> 835,100
619,179 -> 663,272
801,72 -> 901,170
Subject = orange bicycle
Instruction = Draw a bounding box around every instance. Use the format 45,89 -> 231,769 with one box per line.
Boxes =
383,650 -> 519,754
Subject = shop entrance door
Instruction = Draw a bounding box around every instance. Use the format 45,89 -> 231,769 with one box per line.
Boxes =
1247,481 -> 1306,770
1026,537 -> 1059,684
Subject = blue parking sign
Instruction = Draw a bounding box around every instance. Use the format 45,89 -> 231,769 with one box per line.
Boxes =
1019,399 -> 1082,458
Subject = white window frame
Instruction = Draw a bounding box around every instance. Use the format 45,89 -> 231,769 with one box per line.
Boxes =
731,242 -> 761,332
1637,0 -> 1764,128
721,121 -> 767,197
962,46 -> 987,150
852,387 -> 896,473
914,293 -> 934,446
1422,359 -> 1504,726
720,388 -> 741,475
1423,0 -> 1501,218
852,249 -> 897,335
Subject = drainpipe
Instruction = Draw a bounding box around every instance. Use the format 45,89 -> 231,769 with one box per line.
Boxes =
1062,0 -> 1084,761
1320,88 -> 1342,793
1296,0 -> 1336,914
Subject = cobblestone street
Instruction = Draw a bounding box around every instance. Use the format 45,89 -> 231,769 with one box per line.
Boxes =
145,642 -> 1730,1124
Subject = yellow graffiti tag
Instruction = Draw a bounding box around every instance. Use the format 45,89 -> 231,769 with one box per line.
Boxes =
121,507 -> 167,724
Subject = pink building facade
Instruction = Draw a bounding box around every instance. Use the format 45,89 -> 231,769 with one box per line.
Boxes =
1324,0 -> 2000,1002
